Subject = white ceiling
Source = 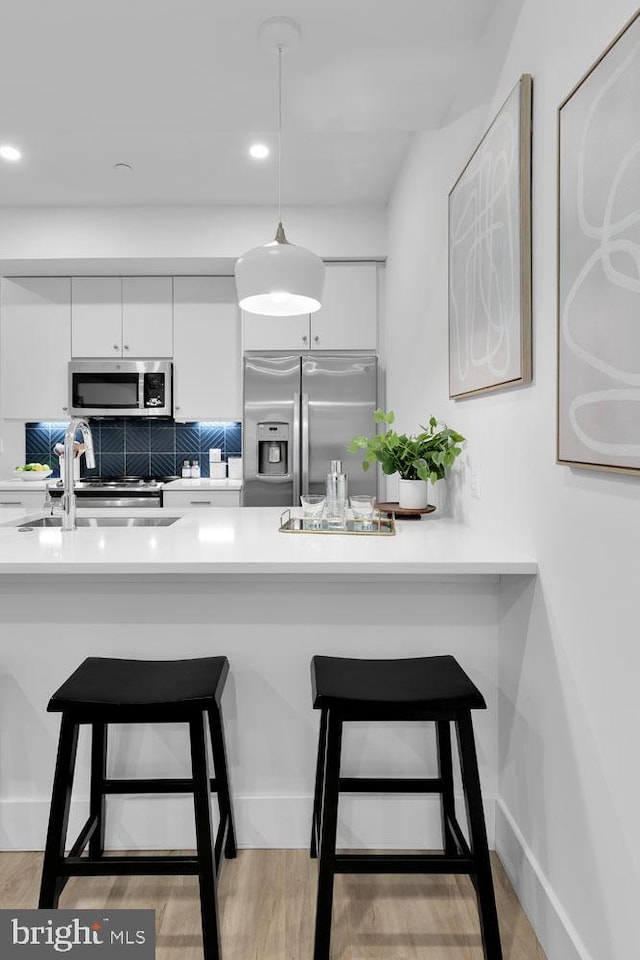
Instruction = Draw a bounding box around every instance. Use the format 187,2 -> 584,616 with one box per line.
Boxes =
0,0 -> 501,207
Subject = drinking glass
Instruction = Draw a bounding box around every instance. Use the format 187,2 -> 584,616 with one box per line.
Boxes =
350,494 -> 376,527
300,494 -> 325,527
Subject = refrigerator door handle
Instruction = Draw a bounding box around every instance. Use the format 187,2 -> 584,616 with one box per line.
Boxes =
301,392 -> 310,496
293,393 -> 301,506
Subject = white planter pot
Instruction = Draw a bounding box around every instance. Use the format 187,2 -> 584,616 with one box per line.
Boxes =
398,479 -> 429,510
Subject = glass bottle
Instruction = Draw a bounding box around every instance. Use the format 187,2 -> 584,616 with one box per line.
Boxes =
325,459 -> 347,525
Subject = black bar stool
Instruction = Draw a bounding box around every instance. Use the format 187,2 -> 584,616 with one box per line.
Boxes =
39,656 -> 237,960
310,654 -> 502,960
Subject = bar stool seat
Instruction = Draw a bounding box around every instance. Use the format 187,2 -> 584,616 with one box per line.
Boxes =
48,656 -> 231,716
312,653 -> 486,711
310,654 -> 502,960
39,656 -> 237,960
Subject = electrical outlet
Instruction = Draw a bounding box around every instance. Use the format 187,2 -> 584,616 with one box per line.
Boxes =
470,460 -> 481,499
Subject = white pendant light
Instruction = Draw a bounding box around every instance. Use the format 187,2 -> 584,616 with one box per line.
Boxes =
235,18 -> 325,317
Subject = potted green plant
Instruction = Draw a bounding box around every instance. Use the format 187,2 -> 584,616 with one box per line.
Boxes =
348,410 -> 465,509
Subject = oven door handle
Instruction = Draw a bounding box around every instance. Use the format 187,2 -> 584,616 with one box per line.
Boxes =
68,496 -> 162,509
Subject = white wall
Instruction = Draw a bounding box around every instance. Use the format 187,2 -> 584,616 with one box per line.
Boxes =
0,205 -> 386,262
384,108 -> 485,508
385,3 -> 640,959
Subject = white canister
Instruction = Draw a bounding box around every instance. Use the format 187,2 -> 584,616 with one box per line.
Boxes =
58,455 -> 81,481
227,457 -> 243,480
210,462 -> 227,480
209,448 -> 222,463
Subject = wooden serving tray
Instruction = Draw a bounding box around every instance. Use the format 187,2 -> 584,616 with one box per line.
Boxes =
376,501 -> 436,519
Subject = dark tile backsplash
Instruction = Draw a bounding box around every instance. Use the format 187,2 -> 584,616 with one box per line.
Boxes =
25,420 -> 242,479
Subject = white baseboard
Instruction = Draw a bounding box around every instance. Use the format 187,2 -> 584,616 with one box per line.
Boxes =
495,798 -> 593,960
0,793 -> 495,852
4,790 -> 592,959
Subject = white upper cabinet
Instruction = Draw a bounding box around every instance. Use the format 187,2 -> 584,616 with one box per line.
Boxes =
242,262 -> 378,351
122,277 -> 173,357
312,262 -> 378,350
173,277 -> 241,421
1,277 -> 71,420
71,276 -> 173,358
71,277 -> 122,357
243,312 -> 310,351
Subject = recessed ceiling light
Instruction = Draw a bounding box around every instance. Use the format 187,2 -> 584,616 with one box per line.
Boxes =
0,145 -> 21,162
114,162 -> 133,172
249,144 -> 270,160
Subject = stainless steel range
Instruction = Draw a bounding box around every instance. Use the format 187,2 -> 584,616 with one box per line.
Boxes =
48,476 -> 179,509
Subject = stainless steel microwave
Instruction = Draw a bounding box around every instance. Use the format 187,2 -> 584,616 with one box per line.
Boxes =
69,360 -> 173,417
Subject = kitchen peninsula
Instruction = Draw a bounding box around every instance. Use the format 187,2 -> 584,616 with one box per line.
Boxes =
0,507 -> 536,853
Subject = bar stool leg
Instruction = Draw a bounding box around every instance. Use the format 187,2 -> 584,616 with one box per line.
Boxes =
313,709 -> 343,960
89,722 -> 107,859
208,705 -> 237,859
436,720 -> 457,856
190,713 -> 222,960
310,708 -> 328,858
38,715 -> 80,908
456,711 -> 503,960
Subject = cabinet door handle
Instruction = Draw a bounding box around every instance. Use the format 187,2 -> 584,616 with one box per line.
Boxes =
190,500 -> 212,505
0,500 -> 22,506
113,344 -> 119,350
62,406 -> 68,412
302,335 -> 308,343
124,344 -> 130,350
175,405 -> 181,411
313,335 -> 319,343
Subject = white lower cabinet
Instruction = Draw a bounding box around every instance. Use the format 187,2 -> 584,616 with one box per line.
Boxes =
0,490 -> 47,510
163,490 -> 241,509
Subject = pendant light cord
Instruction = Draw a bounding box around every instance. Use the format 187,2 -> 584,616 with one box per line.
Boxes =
277,43 -> 283,225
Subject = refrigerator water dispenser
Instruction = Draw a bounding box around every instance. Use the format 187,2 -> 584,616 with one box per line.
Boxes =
257,422 -> 289,477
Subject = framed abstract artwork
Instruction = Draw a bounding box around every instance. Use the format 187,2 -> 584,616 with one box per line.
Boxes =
558,11 -> 640,475
449,74 -> 533,399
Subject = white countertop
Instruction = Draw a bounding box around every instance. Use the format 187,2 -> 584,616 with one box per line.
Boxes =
0,479 -> 51,490
163,478 -> 243,491
0,478 -> 243,491
0,506 -> 537,578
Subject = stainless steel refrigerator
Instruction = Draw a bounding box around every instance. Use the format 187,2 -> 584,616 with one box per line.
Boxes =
243,353 -> 378,507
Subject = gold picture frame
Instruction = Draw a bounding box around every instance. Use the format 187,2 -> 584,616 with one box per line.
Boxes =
449,74 -> 533,399
557,10 -> 640,476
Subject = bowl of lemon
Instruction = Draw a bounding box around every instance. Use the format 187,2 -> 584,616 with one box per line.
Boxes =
14,463 -> 53,481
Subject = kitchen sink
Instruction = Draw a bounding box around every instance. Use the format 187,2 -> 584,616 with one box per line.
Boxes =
10,516 -> 180,528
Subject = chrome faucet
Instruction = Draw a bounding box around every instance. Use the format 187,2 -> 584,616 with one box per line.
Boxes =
61,418 -> 96,531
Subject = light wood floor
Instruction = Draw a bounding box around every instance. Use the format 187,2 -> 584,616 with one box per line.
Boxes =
0,850 -> 546,959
